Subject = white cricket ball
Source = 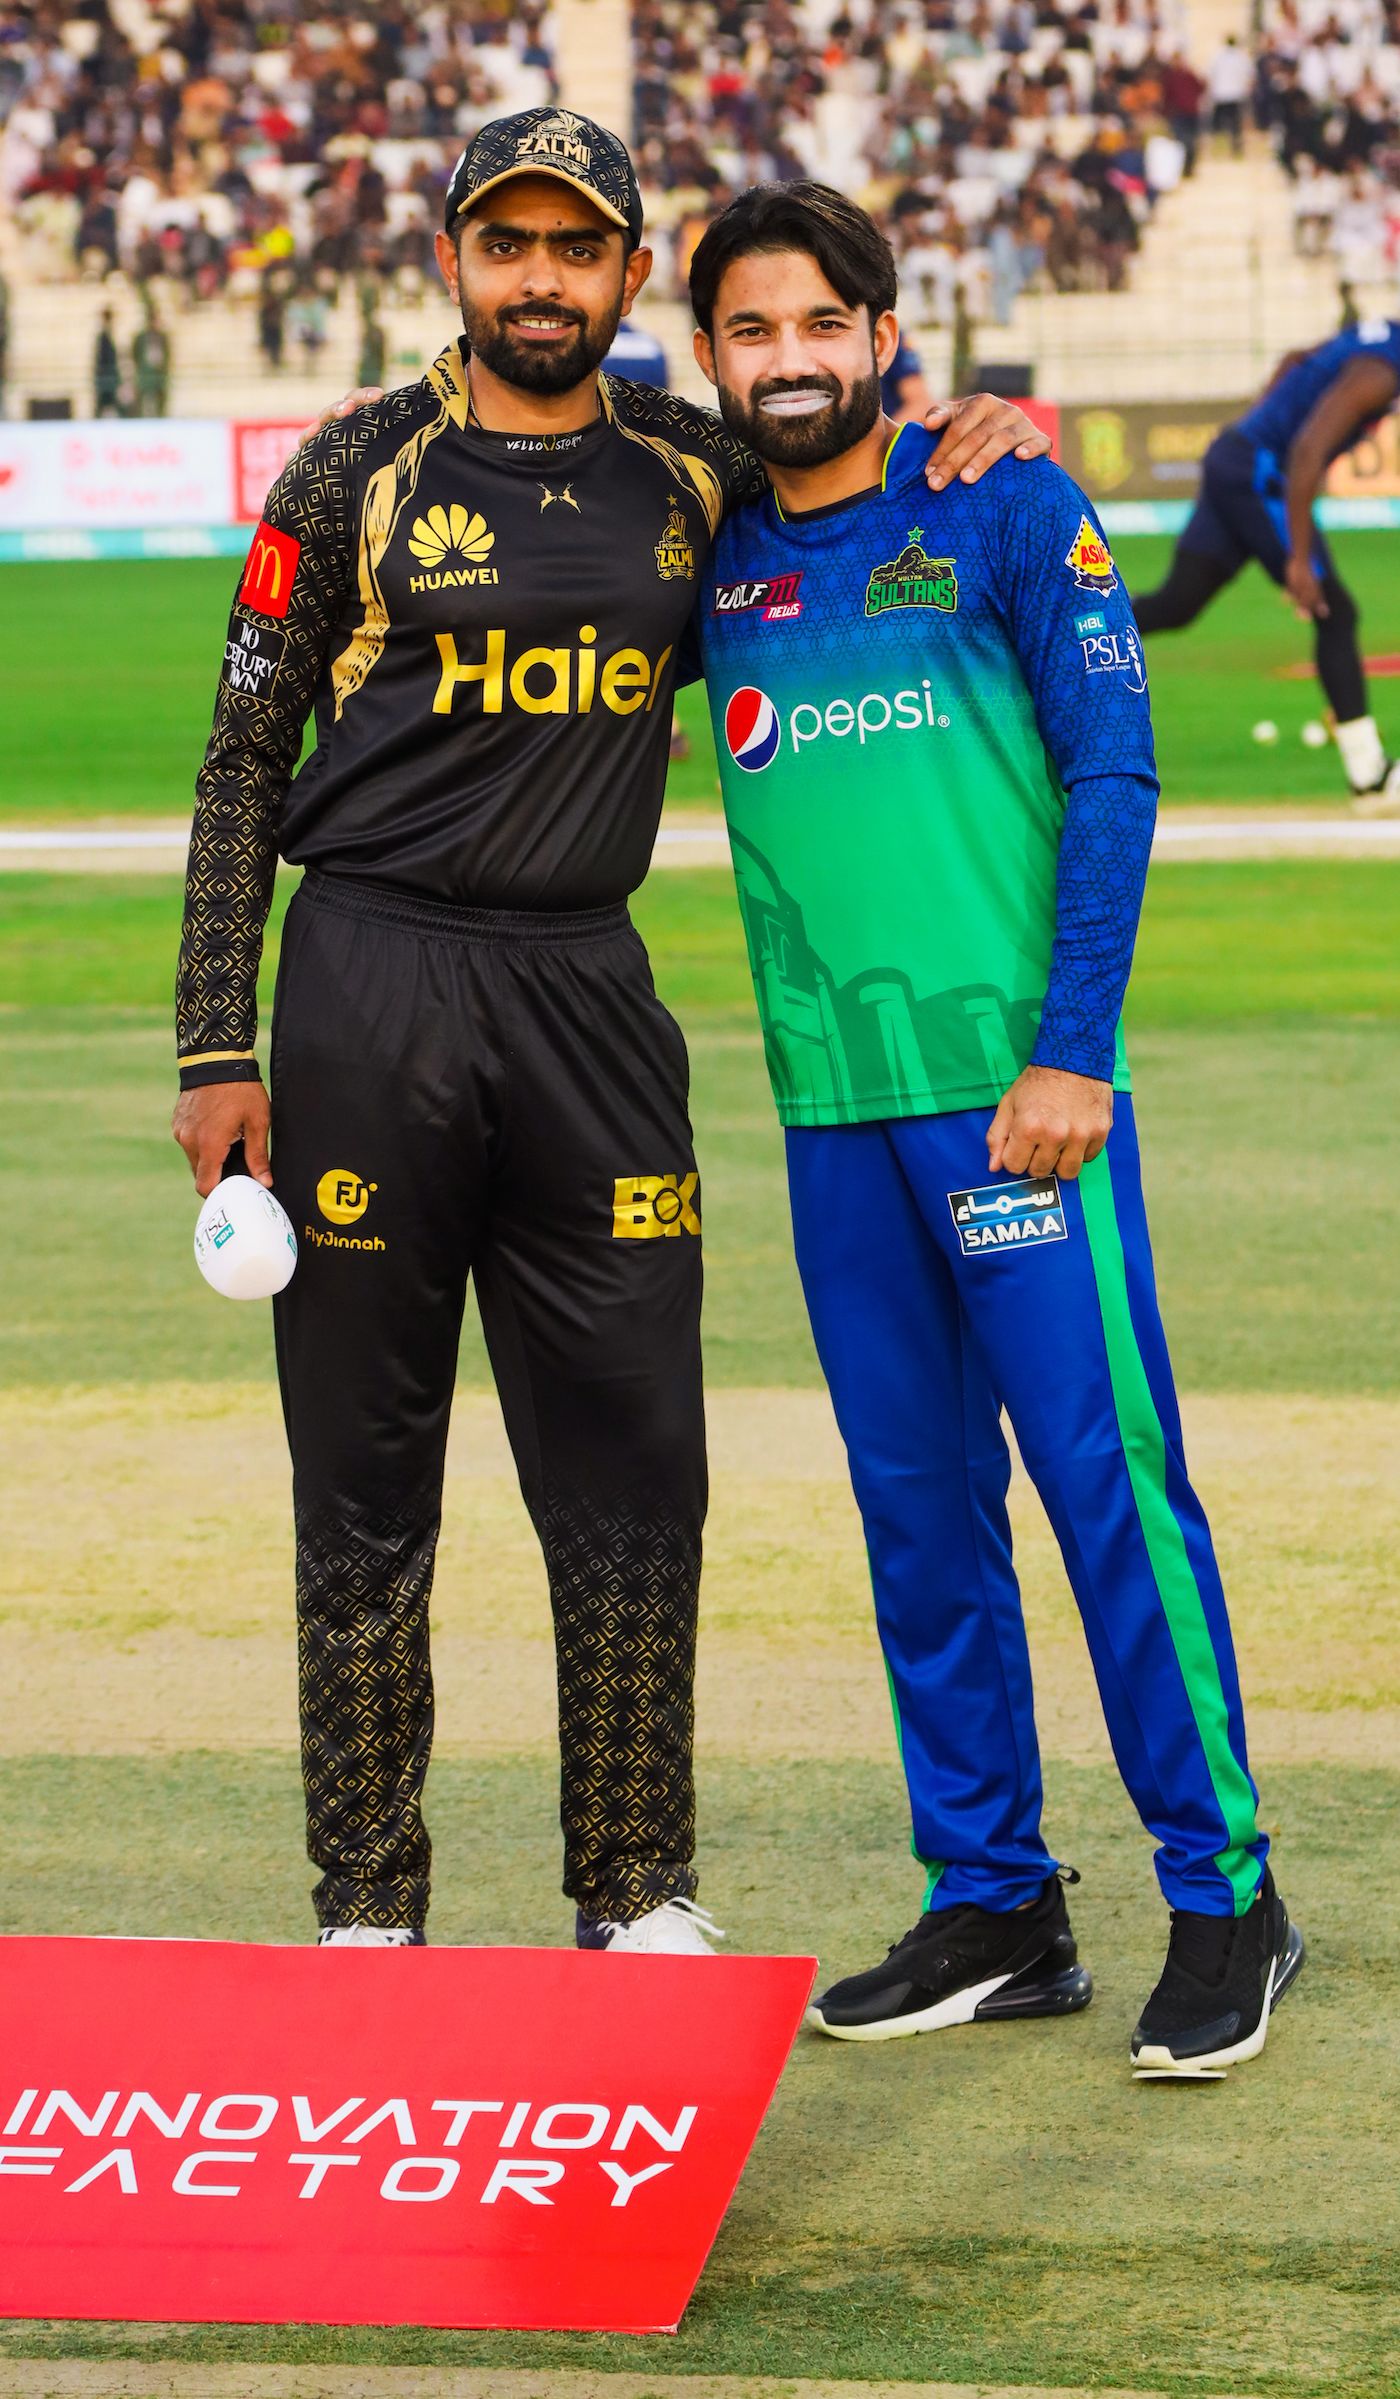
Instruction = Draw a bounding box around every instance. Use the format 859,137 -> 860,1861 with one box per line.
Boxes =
1251,719 -> 1279,745
194,1174 -> 297,1300
1300,719 -> 1329,748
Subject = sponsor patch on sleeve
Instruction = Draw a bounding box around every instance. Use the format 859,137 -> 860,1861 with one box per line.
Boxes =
1063,513 -> 1118,595
1077,622 -> 1147,692
239,519 -> 301,618
948,1175 -> 1067,1257
220,614 -> 287,700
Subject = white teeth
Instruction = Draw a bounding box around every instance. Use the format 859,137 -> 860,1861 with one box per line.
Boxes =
759,391 -> 832,415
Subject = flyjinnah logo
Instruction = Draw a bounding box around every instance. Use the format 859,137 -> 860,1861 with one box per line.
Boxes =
865,531 -> 958,617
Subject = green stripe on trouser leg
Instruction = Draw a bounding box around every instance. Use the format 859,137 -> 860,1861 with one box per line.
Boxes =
882,1656 -> 946,1905
1078,1148 -> 1262,1913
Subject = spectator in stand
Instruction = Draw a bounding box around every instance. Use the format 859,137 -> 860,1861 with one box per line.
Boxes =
1161,51 -> 1206,175
1207,34 -> 1254,155
132,309 -> 171,417
92,306 -> 122,416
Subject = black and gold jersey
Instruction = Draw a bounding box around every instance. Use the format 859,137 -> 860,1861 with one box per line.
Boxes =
176,338 -> 762,1088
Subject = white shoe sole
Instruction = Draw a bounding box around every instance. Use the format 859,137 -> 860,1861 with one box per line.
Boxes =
806,1966 -> 1016,2042
1132,1926 -> 1303,2079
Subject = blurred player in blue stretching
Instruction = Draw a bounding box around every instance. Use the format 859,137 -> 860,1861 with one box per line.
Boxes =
1134,319 -> 1400,812
687,182 -> 1304,2079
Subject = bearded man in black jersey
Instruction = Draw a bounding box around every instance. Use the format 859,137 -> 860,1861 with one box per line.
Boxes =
173,107 -> 1047,1954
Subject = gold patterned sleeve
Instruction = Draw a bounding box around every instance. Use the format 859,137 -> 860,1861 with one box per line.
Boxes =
175,426 -> 360,1090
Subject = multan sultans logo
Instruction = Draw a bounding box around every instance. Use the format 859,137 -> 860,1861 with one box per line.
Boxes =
864,530 -> 957,617
655,496 -> 696,582
948,1176 -> 1067,1257
309,1167 -> 385,1253
1064,513 -> 1118,595
712,571 -> 803,622
612,1173 -> 701,1238
408,504 -> 498,592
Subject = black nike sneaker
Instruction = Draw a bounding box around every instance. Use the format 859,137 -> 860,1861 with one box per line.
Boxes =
1131,1867 -> 1305,2079
806,1869 -> 1092,2042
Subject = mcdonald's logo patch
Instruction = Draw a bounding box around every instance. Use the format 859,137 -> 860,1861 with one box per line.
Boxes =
239,520 -> 301,618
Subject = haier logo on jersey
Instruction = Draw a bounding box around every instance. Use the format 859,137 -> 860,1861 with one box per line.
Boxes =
433,629 -> 673,717
724,686 -> 782,772
1079,622 -> 1146,693
712,572 -> 804,623
948,1176 -> 1067,1257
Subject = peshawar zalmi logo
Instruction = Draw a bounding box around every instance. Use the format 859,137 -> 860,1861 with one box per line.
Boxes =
516,108 -> 592,170
612,1173 -> 701,1239
655,497 -> 696,583
407,504 -> 499,591
864,531 -> 957,616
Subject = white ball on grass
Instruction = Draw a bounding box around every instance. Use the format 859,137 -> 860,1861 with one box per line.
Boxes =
1251,720 -> 1280,745
1300,719 -> 1329,748
195,1174 -> 298,1299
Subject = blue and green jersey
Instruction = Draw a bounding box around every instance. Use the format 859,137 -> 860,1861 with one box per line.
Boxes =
693,426 -> 1159,1127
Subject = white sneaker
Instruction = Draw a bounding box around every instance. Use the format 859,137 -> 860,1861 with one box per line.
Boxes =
1352,759 -> 1400,817
584,1898 -> 726,1956
317,1926 -> 424,1947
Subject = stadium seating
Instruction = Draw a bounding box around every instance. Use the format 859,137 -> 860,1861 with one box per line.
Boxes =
0,0 -> 1396,419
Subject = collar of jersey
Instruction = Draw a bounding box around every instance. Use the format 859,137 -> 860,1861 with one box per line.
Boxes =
427,339 -> 613,464
768,420 -> 925,530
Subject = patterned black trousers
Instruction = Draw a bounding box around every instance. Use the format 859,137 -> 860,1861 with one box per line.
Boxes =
270,873 -> 706,1931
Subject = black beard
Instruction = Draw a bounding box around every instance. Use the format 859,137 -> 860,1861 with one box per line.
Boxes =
716,368 -> 883,466
460,291 -> 622,395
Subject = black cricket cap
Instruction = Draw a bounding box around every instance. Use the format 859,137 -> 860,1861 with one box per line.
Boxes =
443,108 -> 643,247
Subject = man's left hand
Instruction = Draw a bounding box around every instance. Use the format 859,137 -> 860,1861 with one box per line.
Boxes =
923,395 -> 1051,492
987,1065 -> 1113,1181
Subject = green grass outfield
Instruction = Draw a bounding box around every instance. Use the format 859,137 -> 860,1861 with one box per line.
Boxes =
0,862 -> 1398,2394
2,860 -> 1400,1393
2,533 -> 1399,818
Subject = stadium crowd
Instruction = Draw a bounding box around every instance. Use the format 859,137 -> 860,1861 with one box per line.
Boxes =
0,0 -> 554,313
1256,0 -> 1400,273
0,0 -> 1397,375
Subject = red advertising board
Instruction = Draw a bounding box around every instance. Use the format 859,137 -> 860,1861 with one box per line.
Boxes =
0,1939 -> 814,2332
230,421 -> 307,523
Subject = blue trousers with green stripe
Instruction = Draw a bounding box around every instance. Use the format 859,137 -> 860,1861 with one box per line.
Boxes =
785,1100 -> 1267,1917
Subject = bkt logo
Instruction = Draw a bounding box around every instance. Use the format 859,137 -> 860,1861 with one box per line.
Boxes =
724,680 -> 951,769
612,1173 -> 701,1239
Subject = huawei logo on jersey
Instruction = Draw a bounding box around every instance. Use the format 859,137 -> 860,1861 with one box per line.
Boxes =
407,504 -> 499,590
